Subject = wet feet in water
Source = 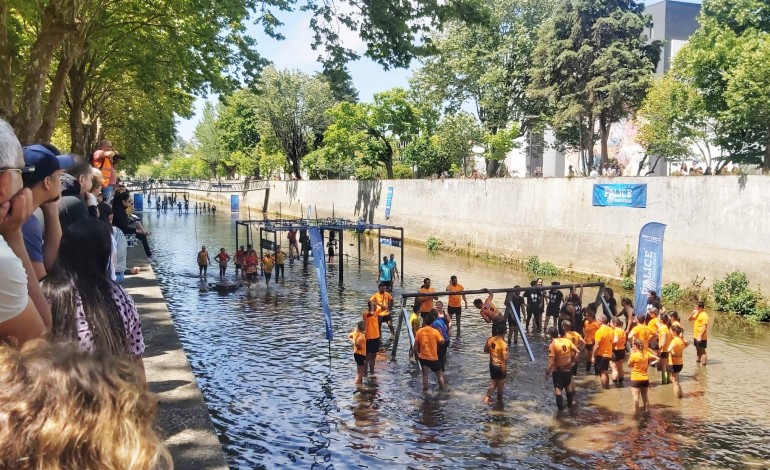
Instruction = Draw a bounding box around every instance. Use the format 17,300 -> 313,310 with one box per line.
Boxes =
484,395 -> 491,405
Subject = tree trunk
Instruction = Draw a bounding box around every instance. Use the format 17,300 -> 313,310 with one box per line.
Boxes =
68,63 -> 86,155
586,113 -> 596,171
13,2 -> 76,144
599,116 -> 610,167
764,127 -> 770,175
36,40 -> 82,143
0,1 -> 13,119
384,140 -> 394,179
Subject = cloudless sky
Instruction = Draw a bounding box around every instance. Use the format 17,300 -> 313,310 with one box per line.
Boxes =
176,0 -> 701,141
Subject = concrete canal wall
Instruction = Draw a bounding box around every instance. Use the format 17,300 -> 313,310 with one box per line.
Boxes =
193,176 -> 770,287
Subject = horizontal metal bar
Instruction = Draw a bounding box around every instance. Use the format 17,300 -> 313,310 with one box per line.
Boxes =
400,282 -> 606,298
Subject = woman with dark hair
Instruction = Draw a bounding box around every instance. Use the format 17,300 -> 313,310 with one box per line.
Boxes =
111,190 -> 153,261
97,203 -> 127,283
43,218 -> 145,379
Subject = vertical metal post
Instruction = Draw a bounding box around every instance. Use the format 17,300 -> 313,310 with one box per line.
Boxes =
259,227 -> 263,261
507,301 -> 535,361
357,231 -> 361,266
338,229 -> 344,284
301,229 -> 309,271
377,227 -> 381,266
391,297 -> 407,359
235,222 -> 239,255
400,227 -> 404,286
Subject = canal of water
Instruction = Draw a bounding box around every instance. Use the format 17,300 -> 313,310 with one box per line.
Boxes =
142,208 -> 770,469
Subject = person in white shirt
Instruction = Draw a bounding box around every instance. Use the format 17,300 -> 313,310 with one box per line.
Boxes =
0,119 -> 49,343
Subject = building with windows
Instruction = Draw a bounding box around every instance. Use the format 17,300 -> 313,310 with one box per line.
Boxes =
646,0 -> 702,76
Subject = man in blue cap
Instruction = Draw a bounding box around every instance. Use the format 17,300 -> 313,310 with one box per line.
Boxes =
21,144 -> 74,281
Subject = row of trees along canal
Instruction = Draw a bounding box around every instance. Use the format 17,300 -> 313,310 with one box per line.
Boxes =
5,1 -> 770,180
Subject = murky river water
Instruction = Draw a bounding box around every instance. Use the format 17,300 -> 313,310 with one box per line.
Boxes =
142,208 -> 770,469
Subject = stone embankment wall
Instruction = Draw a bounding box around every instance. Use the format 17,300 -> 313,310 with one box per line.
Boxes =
193,176 -> 769,287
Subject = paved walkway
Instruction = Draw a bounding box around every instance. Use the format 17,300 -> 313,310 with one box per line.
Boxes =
124,251 -> 228,470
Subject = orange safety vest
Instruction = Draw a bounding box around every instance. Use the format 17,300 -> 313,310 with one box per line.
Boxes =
92,150 -> 113,187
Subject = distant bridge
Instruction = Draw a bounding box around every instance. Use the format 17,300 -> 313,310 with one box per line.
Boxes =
123,179 -> 271,193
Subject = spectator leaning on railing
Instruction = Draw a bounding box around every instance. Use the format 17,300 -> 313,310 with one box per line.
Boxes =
0,119 -> 50,344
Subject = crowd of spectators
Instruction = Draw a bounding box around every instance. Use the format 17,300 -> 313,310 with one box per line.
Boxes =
0,118 -> 167,467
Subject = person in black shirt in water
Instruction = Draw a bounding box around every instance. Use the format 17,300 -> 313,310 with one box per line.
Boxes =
503,286 -> 525,346
545,281 -> 564,331
524,279 -> 545,332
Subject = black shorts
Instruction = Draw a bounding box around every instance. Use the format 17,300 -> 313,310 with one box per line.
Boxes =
672,364 -> 683,373
585,343 -> 595,354
447,306 -> 462,317
612,349 -> 626,361
571,363 -> 578,376
490,364 -> 507,380
235,263 -> 242,269
381,280 -> 393,289
694,339 -> 708,349
630,380 -> 650,388
552,370 -> 572,389
379,314 -> 393,324
595,356 -> 611,373
366,338 -> 380,354
247,272 -> 257,281
546,309 -> 559,317
660,351 -> 669,359
420,358 -> 442,372
354,353 -> 365,366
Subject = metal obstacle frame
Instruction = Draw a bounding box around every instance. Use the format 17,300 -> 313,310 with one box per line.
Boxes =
393,282 -> 608,368
234,218 -> 405,284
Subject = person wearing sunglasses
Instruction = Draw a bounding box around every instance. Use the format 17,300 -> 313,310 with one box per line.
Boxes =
0,119 -> 50,344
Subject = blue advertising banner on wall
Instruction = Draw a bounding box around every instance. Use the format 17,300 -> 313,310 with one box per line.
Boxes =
309,227 -> 334,341
384,186 -> 394,219
634,222 -> 667,316
593,184 -> 647,208
230,194 -> 239,212
133,193 -> 144,212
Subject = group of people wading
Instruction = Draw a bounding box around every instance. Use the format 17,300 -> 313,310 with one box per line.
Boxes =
350,277 -> 710,415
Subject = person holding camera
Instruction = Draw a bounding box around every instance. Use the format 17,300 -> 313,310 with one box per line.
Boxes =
91,140 -> 120,203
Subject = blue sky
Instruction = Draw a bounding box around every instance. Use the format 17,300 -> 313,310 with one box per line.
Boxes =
176,0 -> 702,141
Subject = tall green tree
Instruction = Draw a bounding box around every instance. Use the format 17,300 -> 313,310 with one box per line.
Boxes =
676,0 -> 770,172
636,75 -> 719,172
413,0 -> 554,175
252,67 -> 335,179
529,0 -> 661,168
313,88 -> 419,179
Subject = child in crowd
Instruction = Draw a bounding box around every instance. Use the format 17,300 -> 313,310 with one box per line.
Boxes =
484,321 -> 508,405
349,321 -> 366,385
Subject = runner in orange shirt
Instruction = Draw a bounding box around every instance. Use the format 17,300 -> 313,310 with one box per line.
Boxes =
561,320 -> 585,396
610,317 -> 627,385
583,306 -> 600,373
414,312 -> 446,391
417,278 -> 438,320
362,300 -> 381,374
370,284 -> 394,337
628,314 -> 657,350
591,314 -> 614,389
483,321 -> 508,405
546,326 -> 579,410
688,301 -> 709,365
666,325 -> 689,398
657,313 -> 672,384
628,338 -> 659,415
446,275 -> 467,337
348,321 -> 367,384
474,288 -> 505,335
